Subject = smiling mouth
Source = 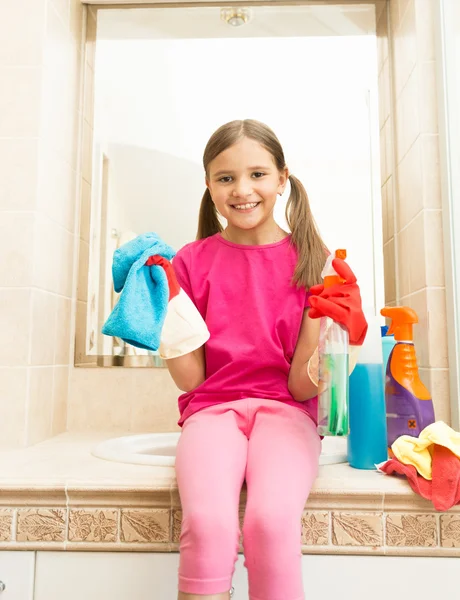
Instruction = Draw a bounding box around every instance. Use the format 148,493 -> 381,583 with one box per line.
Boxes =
231,202 -> 260,211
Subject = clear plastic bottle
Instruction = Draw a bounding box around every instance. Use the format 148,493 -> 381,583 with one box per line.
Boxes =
317,250 -> 350,437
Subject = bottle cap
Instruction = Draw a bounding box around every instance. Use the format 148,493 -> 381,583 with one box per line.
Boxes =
380,306 -> 418,341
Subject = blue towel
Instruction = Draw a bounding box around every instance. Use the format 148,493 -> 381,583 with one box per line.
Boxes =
102,232 -> 176,351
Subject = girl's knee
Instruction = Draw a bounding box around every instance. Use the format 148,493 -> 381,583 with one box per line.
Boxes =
243,507 -> 300,548
182,509 -> 240,550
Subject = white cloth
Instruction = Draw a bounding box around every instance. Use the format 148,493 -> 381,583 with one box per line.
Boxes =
159,289 -> 210,359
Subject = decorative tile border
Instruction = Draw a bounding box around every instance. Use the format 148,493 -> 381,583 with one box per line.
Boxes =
0,492 -> 459,556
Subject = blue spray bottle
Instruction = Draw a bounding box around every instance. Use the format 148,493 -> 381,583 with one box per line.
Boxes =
347,312 -> 388,469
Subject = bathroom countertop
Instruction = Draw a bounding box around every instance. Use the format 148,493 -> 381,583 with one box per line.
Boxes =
0,433 -> 458,555
0,431 -> 406,498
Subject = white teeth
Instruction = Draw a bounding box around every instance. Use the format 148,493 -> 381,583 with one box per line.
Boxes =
234,202 -> 258,210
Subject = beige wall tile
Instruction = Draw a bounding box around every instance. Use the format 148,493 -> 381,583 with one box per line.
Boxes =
419,368 -> 450,425
0,0 -> 45,67
403,288 -> 429,367
392,0 -> 417,100
0,139 -> 38,211
381,184 -> 388,244
395,68 -> 419,162
440,515 -> 460,548
426,287 -> 448,369
0,67 -> 42,137
415,0 -> 436,62
55,297 -> 72,365
30,289 -> 57,366
332,512 -> 383,546
0,213 -> 35,287
50,0 -> 70,27
52,365 -> 69,435
0,509 -> 14,542
0,368 -> 27,447
397,137 -> 422,229
301,512 -> 329,546
397,212 -> 426,298
67,368 -> 132,431
131,369 -> 181,433
120,509 -> 170,543
423,210 -> 445,287
386,513 -> 437,547
418,61 -> 438,134
421,135 -> 441,209
37,145 -> 76,232
69,508 -> 118,543
0,290 -> 31,367
26,366 -> 54,445
32,214 -> 61,293
57,228 -> 75,298
383,239 -> 396,305
17,508 -> 66,542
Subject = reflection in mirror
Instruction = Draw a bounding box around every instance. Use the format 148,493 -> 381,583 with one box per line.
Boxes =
78,4 -> 385,367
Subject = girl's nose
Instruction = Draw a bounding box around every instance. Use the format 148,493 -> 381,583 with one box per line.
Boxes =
232,180 -> 253,199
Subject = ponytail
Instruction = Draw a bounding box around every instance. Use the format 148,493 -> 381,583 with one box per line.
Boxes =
196,188 -> 223,240
286,174 -> 327,289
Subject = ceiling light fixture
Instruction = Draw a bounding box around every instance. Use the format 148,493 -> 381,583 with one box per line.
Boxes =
221,8 -> 251,27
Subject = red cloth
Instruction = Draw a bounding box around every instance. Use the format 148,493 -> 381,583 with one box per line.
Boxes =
308,258 -> 368,345
379,444 -> 460,511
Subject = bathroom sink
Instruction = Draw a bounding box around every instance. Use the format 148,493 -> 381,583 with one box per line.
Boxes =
91,433 -> 348,467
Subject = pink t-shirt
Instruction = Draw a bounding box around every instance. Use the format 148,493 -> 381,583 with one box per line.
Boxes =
172,233 -> 318,426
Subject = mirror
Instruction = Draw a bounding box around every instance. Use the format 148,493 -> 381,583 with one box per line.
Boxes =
78,3 -> 385,367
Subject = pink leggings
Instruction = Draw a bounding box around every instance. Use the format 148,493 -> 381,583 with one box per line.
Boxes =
175,398 -> 321,600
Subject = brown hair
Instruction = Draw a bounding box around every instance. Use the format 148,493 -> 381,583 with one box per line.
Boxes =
197,119 -> 326,288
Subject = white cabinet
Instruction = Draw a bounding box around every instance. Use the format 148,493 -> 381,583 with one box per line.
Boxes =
34,552 -> 460,600
0,552 -> 34,600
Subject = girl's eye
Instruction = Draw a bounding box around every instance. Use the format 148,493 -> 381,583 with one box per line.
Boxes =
252,172 -> 265,178
218,176 -> 232,183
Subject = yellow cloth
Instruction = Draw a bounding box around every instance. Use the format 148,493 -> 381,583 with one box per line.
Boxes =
391,421 -> 460,480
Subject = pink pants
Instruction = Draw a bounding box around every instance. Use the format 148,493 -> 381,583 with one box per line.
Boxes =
175,398 -> 321,600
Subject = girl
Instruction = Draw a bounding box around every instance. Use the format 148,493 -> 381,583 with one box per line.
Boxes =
165,119 -> 367,600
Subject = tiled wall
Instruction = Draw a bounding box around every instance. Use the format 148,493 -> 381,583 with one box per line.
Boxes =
0,0 -> 452,446
0,0 -> 84,447
378,0 -> 450,423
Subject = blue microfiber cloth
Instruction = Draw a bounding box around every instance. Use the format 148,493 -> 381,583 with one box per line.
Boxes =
102,232 -> 176,351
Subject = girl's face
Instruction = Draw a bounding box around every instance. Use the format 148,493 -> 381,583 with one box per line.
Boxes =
206,137 -> 288,233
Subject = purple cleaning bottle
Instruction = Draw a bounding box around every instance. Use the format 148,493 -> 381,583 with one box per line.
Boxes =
380,306 -> 435,448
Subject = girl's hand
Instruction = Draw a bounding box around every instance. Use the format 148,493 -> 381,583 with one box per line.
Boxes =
308,258 -> 368,346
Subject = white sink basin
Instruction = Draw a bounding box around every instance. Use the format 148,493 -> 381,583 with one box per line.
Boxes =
92,432 -> 348,467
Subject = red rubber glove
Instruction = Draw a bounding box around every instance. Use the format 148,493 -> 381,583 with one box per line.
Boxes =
145,255 -> 181,300
308,258 -> 368,345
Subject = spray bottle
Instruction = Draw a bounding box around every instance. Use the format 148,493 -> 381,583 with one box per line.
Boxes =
347,311 -> 388,469
380,306 -> 435,447
317,250 -> 349,437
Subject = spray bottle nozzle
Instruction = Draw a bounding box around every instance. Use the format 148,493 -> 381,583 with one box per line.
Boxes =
380,306 -> 418,341
322,249 -> 347,288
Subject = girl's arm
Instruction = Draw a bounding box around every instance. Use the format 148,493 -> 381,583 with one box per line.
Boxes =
165,345 -> 206,392
288,309 -> 320,401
